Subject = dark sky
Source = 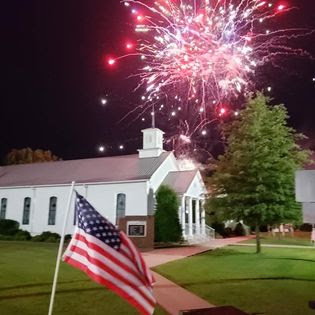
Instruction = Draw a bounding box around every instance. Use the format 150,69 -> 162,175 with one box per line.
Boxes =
1,0 -> 315,162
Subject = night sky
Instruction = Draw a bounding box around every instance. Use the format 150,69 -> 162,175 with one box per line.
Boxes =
1,0 -> 315,163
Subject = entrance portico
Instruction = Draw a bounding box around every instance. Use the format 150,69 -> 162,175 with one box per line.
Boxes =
180,195 -> 214,241
162,169 -> 215,242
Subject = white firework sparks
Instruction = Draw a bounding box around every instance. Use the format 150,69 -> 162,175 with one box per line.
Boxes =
115,0 -> 311,111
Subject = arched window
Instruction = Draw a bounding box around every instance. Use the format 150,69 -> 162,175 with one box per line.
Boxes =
48,197 -> 57,225
22,197 -> 31,225
116,193 -> 126,219
0,198 -> 7,219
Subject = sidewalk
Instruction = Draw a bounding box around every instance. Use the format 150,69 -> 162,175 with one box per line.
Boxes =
143,236 -> 253,268
143,236 -> 252,314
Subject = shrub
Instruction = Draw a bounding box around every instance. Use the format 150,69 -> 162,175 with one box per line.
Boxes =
64,234 -> 72,242
260,225 -> 269,232
14,230 -> 32,241
31,235 -> 42,242
0,234 -> 15,240
234,223 -> 246,236
250,224 -> 268,233
223,227 -> 233,238
211,222 -> 226,237
32,231 -> 61,242
299,223 -> 313,232
155,185 -> 182,243
45,235 -> 61,243
0,219 -> 19,235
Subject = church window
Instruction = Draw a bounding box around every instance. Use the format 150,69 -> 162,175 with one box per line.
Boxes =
116,193 -> 126,218
48,197 -> 57,225
22,197 -> 31,225
0,198 -> 7,219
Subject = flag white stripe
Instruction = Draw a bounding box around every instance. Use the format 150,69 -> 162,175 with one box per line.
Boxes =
70,238 -> 155,302
121,232 -> 145,276
67,251 -> 154,313
73,228 -> 144,278
121,232 -> 153,285
120,243 -> 133,259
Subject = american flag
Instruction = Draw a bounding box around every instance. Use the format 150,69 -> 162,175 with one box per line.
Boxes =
63,192 -> 156,315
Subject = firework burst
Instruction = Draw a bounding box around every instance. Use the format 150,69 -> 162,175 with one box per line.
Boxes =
107,0 -> 312,160
114,0 -> 311,113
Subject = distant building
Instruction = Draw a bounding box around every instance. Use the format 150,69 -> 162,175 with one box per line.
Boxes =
0,128 -> 213,249
295,153 -> 315,224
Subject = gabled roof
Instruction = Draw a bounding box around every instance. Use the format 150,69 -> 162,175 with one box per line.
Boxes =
162,170 -> 198,194
0,152 -> 172,187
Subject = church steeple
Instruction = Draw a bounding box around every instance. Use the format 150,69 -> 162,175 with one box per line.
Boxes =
138,127 -> 165,158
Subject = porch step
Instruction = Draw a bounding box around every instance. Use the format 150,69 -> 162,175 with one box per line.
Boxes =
186,235 -> 214,244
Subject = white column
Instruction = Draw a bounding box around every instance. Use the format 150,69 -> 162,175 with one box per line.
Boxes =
195,199 -> 200,234
188,197 -> 193,237
181,196 -> 186,236
201,199 -> 206,235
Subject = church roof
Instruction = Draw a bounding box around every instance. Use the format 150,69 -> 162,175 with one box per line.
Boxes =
162,170 -> 198,194
0,152 -> 172,187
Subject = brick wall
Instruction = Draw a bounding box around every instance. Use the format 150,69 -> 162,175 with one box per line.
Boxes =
118,215 -> 155,251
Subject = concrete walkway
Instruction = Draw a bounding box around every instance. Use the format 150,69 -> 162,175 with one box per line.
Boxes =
143,237 -> 253,268
143,236 -> 252,315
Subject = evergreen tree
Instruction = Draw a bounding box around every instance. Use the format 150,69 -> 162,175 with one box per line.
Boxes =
155,185 -> 182,243
208,93 -> 310,253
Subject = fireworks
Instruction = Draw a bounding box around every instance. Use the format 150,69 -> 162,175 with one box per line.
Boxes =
114,0 -> 310,113
105,0 -> 312,160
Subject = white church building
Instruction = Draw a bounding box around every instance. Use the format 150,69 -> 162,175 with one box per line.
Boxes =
0,128 -> 214,249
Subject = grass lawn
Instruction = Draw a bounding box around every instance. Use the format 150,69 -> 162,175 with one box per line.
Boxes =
155,245 -> 315,315
241,232 -> 313,247
0,241 -> 166,315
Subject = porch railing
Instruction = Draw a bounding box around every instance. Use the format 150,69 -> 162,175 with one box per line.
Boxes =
183,224 -> 215,239
205,224 -> 215,239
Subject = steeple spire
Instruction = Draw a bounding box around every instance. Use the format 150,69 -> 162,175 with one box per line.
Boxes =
151,104 -> 155,128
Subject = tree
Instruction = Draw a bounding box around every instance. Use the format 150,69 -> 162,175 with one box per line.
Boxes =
155,185 -> 182,243
207,93 -> 310,253
3,148 -> 60,165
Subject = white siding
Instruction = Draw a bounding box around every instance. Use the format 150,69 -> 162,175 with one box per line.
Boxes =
186,172 -> 207,198
149,153 -> 179,191
0,154 -> 208,237
0,181 -> 148,236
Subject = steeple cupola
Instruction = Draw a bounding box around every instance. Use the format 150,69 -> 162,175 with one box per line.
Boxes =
138,128 -> 164,158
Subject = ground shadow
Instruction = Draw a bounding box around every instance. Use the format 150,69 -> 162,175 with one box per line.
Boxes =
178,276 -> 315,287
0,286 -> 104,300
0,279 -> 90,292
265,257 -> 315,263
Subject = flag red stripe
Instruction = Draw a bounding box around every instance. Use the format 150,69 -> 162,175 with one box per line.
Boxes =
64,251 -> 154,312
121,234 -> 144,274
74,233 -> 149,287
120,244 -> 133,260
69,243 -> 155,306
64,256 -> 152,315
120,232 -> 152,285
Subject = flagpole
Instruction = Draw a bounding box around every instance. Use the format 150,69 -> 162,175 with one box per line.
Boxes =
48,181 -> 76,315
